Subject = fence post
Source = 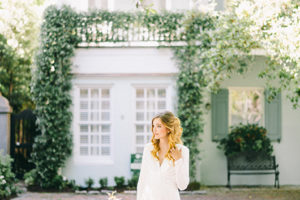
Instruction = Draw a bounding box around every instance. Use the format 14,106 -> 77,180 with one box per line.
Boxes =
0,92 -> 12,155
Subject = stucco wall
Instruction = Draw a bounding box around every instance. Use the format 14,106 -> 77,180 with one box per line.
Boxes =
63,48 -> 300,186
200,56 -> 300,186
63,47 -> 178,186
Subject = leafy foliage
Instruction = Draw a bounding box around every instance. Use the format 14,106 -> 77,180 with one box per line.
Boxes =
173,12 -> 215,180
0,0 -> 43,112
0,153 -> 18,199
85,177 -> 94,190
217,124 -> 273,156
114,176 -> 125,189
29,5 -> 79,189
233,0 -> 300,107
0,33 -> 32,113
99,177 -> 108,189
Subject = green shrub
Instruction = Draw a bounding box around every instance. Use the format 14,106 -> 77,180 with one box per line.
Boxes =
218,123 -> 273,156
66,179 -> 78,191
186,181 -> 201,191
0,153 -> 18,199
99,177 -> 108,189
85,177 -> 94,190
127,172 -> 139,189
114,176 -> 125,189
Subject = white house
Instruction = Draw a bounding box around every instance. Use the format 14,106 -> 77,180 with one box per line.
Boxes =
58,0 -> 300,187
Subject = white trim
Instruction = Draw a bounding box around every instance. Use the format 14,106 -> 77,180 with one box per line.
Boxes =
189,0 -> 194,10
108,0 -> 114,11
165,0 -> 171,10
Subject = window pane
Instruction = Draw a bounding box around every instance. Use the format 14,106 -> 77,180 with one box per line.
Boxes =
91,112 -> 99,121
91,89 -> 99,98
157,101 -> 166,110
101,147 -> 110,155
101,101 -> 110,109
80,101 -> 88,110
136,101 -> 144,109
91,125 -> 99,133
101,135 -> 110,144
136,147 -> 143,153
136,125 -> 144,133
91,135 -> 99,144
147,101 -> 155,110
136,112 -> 144,121
101,124 -> 110,133
147,112 -> 155,120
136,135 -> 144,144
136,89 -> 144,98
80,135 -> 88,144
80,89 -> 88,98
91,146 -> 99,155
80,146 -> 88,155
158,89 -> 166,98
229,89 -> 263,126
80,125 -> 88,132
101,89 -> 110,98
147,89 -> 155,98
80,112 -> 88,121
101,112 -> 110,121
91,101 -> 99,110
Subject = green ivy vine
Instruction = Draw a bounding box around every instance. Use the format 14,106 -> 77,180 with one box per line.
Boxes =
30,6 -> 80,189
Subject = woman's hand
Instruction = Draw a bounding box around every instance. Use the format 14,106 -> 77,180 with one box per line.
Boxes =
170,147 -> 182,161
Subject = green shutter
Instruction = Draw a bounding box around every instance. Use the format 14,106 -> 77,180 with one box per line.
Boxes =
212,89 -> 229,141
265,91 -> 281,142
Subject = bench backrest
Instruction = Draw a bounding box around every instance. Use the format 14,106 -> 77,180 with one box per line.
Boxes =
227,152 -> 276,170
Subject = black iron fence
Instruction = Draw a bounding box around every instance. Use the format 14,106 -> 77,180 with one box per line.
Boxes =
10,109 -> 40,179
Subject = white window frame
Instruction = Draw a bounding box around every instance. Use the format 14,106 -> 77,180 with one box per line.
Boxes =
131,84 -> 172,153
73,84 -> 114,164
228,87 -> 265,128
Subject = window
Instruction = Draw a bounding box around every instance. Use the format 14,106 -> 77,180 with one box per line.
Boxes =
229,88 -> 264,127
212,88 -> 281,141
134,87 -> 168,153
78,87 -> 112,158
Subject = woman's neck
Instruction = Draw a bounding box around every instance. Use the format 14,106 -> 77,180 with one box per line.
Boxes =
159,137 -> 169,152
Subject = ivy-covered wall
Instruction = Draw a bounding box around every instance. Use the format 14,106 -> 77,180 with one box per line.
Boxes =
30,5 -> 214,187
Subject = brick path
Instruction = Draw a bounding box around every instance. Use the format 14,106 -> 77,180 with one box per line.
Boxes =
12,186 -> 300,200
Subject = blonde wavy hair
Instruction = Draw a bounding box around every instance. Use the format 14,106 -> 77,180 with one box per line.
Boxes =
150,111 -> 183,164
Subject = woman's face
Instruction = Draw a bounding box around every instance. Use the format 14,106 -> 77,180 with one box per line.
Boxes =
152,118 -> 169,140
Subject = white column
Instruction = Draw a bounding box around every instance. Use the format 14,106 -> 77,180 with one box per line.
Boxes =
0,92 -> 12,155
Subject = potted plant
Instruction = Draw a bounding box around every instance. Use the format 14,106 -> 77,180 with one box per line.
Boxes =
218,123 -> 273,156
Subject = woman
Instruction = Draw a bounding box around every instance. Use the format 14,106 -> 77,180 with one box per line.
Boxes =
137,111 -> 190,200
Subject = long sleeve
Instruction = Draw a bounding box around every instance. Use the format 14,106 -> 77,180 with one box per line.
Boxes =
136,145 -> 149,200
174,146 -> 189,190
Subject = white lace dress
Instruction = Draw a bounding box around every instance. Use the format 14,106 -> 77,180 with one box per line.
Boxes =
136,143 -> 190,200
